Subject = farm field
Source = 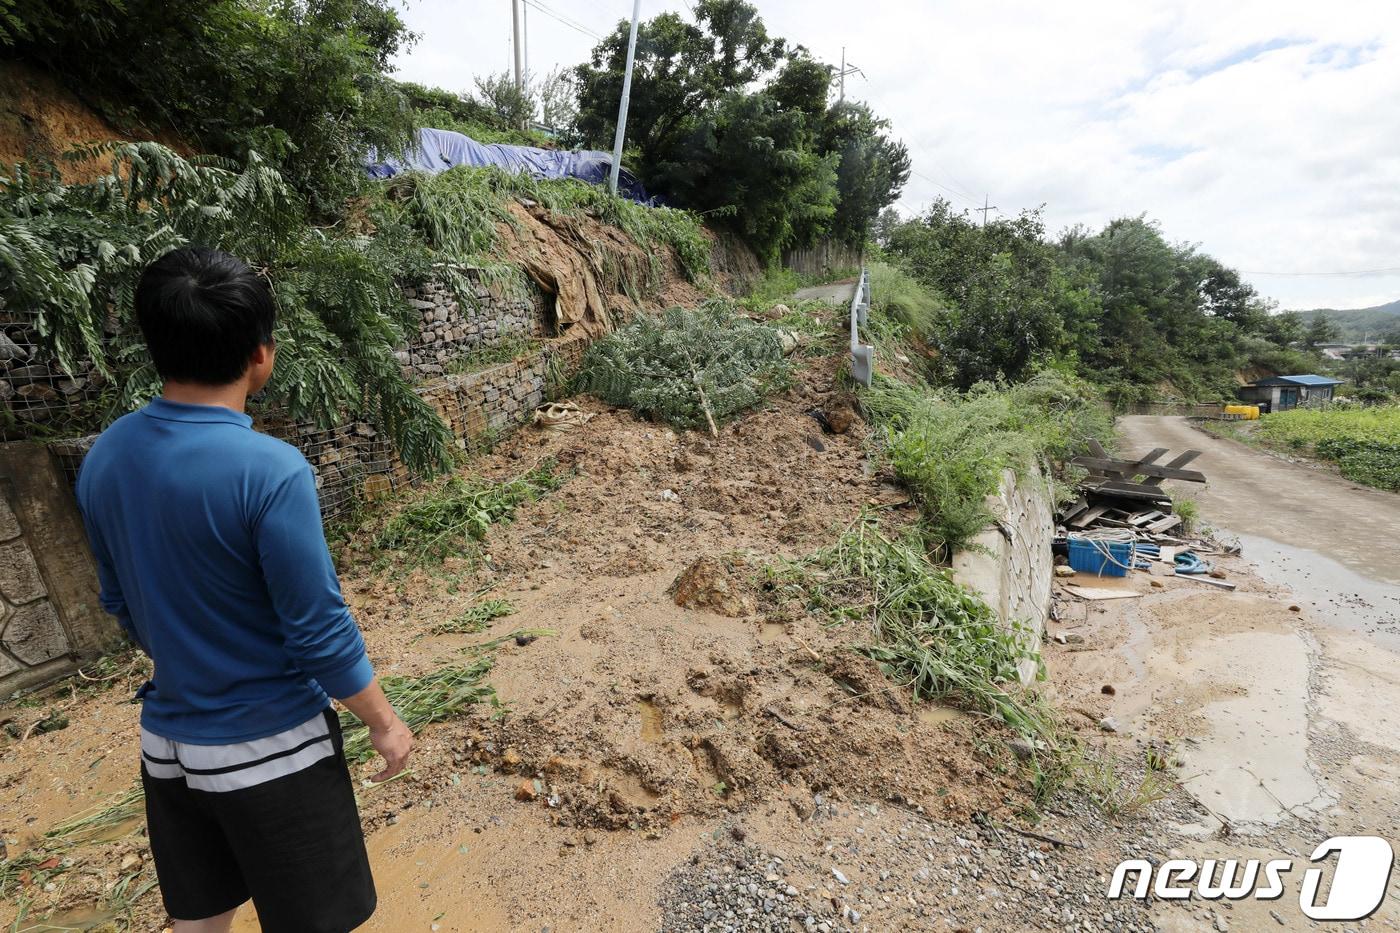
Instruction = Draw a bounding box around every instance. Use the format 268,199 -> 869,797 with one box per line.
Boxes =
1254,405 -> 1400,491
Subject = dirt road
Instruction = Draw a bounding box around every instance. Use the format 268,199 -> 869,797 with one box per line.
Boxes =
790,280 -> 857,304
1051,415 -> 1400,929
1116,415 -> 1400,586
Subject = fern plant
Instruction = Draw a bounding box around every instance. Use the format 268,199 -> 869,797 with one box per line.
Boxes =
0,142 -> 453,473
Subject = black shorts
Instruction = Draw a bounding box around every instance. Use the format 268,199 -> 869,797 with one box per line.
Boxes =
140,709 -> 376,932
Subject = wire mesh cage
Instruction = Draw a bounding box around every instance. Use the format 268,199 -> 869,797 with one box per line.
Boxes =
2,318 -> 110,443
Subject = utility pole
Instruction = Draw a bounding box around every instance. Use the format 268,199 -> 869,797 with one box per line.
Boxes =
608,0 -> 642,196
512,0 -> 524,92
978,195 -> 998,226
831,48 -> 863,106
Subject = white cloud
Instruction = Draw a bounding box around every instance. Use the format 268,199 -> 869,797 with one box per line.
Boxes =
390,0 -> 1400,310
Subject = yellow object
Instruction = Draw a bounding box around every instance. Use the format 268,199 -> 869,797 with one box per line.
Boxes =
1224,404 -> 1259,420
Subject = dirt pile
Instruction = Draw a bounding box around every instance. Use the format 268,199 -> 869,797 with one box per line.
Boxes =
669,555 -> 757,617
0,350 -> 1038,930
0,61 -> 187,181
330,353 -> 1030,843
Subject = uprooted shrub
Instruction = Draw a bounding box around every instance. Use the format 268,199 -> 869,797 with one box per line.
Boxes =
780,513 -> 1051,738
576,301 -> 793,434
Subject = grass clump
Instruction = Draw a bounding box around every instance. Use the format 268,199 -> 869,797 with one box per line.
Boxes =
433,599 -> 516,634
445,335 -> 541,376
802,515 -> 1053,738
375,461 -> 564,567
867,261 -> 944,345
863,371 -> 1112,554
577,301 -> 793,434
340,658 -> 497,763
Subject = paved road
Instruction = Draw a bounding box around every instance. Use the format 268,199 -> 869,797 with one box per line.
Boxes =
790,280 -> 856,304
1116,415 -> 1400,586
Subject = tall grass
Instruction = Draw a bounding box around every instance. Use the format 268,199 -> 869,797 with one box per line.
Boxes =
867,261 -> 943,343
862,371 -> 1111,554
790,514 -> 1054,739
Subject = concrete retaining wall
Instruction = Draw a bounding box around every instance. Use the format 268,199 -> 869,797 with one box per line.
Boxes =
951,467 -> 1056,684
0,442 -> 124,695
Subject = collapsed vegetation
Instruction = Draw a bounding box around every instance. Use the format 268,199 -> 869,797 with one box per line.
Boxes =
577,302 -> 793,434
373,461 -> 566,569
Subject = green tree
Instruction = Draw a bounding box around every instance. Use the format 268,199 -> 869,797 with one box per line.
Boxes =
885,200 -> 1079,387
819,103 -> 910,247
654,84 -> 838,261
574,0 -> 784,171
6,0 -> 418,213
1261,310 -> 1305,346
473,71 -> 536,129
1305,315 -> 1341,348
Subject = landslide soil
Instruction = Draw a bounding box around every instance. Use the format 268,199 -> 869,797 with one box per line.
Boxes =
0,348 -> 1057,932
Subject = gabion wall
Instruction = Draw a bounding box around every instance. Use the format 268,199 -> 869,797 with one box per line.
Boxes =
8,273 -> 590,525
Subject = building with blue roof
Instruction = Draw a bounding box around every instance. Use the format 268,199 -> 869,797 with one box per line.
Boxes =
1238,374 -> 1343,412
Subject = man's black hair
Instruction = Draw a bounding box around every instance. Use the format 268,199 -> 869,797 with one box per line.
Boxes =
135,247 -> 276,386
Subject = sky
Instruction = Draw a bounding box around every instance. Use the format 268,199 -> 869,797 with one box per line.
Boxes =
389,0 -> 1400,312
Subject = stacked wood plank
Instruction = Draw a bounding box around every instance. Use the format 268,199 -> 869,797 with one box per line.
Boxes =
1059,441 -> 1205,537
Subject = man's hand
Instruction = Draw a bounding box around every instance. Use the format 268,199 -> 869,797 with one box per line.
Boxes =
368,716 -> 413,783
338,679 -> 414,782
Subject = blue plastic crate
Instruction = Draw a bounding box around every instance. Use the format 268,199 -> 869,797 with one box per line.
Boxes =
1066,537 -> 1134,577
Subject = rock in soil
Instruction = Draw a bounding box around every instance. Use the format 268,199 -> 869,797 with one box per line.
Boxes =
669,555 -> 756,617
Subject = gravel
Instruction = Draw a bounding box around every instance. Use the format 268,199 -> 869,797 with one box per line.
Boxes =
660,839 -> 844,932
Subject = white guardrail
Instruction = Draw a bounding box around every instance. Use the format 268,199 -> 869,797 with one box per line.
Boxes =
849,266 -> 874,386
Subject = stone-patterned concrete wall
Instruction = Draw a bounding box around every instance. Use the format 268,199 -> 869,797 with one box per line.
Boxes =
951,468 -> 1056,685
0,494 -> 62,683
0,442 -> 123,695
397,273 -> 550,380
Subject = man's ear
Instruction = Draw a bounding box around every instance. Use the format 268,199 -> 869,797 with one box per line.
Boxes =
249,343 -> 273,367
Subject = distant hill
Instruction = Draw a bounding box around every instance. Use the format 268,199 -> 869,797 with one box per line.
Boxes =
1295,299 -> 1400,343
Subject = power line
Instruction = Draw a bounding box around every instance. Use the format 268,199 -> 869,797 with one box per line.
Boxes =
522,0 -> 603,40
1241,266 -> 1400,277
976,195 -> 997,226
909,169 -> 980,208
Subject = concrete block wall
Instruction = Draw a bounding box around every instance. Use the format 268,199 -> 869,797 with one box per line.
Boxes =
0,442 -> 123,696
951,467 -> 1056,685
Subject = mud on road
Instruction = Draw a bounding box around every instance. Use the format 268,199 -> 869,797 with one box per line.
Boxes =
4,402 -> 1399,931
1068,416 -> 1400,930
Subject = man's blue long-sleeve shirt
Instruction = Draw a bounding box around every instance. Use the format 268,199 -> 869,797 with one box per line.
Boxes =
76,397 -> 374,745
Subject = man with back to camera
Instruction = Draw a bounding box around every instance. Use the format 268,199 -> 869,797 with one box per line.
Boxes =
76,246 -> 412,932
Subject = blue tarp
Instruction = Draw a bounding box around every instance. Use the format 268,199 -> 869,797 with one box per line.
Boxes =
366,127 -> 655,204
